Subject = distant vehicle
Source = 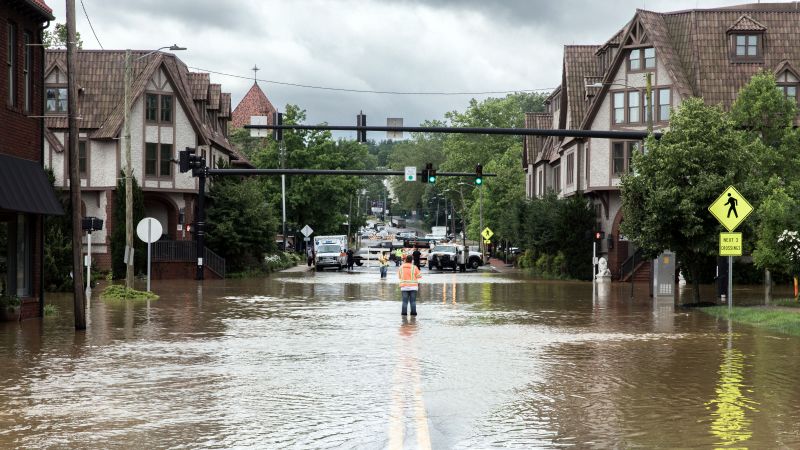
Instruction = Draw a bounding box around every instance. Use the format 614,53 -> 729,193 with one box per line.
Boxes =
430,226 -> 447,238
391,217 -> 407,228
428,244 -> 483,271
314,235 -> 347,271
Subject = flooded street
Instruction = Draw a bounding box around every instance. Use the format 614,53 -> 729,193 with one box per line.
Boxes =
2,269 -> 800,448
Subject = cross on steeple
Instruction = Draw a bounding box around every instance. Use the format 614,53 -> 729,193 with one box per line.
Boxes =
252,65 -> 259,84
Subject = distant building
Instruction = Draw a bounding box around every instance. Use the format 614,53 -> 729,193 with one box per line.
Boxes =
44,49 -> 250,274
0,0 -> 61,319
231,81 -> 277,130
526,3 -> 800,280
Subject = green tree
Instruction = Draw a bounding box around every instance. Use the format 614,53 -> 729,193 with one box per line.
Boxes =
250,105 -> 371,240
205,174 -> 277,272
43,23 -> 82,49
730,71 -> 796,149
43,170 -> 73,291
110,173 -> 146,279
621,98 -> 762,301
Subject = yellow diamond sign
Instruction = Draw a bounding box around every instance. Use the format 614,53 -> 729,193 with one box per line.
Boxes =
481,227 -> 494,240
708,186 -> 753,232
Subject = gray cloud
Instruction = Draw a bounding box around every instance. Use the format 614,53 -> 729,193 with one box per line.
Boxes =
50,0 -> 782,137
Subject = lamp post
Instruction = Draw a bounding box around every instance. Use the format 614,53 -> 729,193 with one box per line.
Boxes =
122,44 -> 185,289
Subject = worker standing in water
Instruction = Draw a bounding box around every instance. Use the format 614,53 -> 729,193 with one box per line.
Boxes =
398,255 -> 422,316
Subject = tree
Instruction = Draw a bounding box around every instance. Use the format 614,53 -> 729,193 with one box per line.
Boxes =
111,173 -> 146,279
620,98 -> 763,301
730,71 -> 796,149
43,23 -> 82,49
43,170 -> 73,291
249,104 -> 371,239
205,174 -> 277,272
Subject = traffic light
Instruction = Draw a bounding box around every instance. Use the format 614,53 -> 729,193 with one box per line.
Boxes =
428,166 -> 436,183
179,147 -> 206,175
272,112 -> 283,141
475,164 -> 483,185
594,231 -> 605,241
356,112 -> 367,143
420,162 -> 434,184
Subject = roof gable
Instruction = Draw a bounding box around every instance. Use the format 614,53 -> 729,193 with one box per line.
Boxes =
231,82 -> 277,129
727,14 -> 767,32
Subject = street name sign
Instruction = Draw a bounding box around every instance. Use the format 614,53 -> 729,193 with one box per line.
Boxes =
405,166 -> 416,182
719,232 -> 742,256
481,227 -> 494,240
301,224 -> 313,237
708,186 -> 752,232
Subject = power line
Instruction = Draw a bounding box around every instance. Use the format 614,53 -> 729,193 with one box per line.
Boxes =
79,0 -> 103,49
189,66 -> 555,96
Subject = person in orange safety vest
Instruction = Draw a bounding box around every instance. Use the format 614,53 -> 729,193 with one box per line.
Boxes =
398,254 -> 422,316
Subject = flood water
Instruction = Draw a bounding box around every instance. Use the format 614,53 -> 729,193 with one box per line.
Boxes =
2,269 -> 800,449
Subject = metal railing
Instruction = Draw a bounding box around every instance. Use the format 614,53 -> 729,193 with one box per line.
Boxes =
152,240 -> 226,278
620,248 -> 644,282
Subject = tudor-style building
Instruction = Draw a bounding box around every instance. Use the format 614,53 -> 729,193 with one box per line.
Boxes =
526,3 -> 800,280
43,49 -> 250,273
0,1 -> 62,319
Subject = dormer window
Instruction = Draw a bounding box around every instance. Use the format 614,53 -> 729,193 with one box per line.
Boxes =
776,69 -> 799,104
727,16 -> 766,63
628,47 -> 655,72
45,87 -> 67,113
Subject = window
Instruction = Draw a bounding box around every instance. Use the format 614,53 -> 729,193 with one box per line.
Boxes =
566,153 -> 575,186
46,87 -> 67,112
7,22 -> 16,107
780,85 -> 797,102
613,92 -> 625,124
629,49 -> 640,71
658,88 -> 671,121
612,141 -> 640,176
552,164 -> 561,192
145,93 -> 174,123
735,35 -> 758,56
145,143 -> 173,178
23,32 -> 31,112
644,47 -> 656,69
628,91 -> 640,123
78,141 -> 87,176
628,47 -> 655,71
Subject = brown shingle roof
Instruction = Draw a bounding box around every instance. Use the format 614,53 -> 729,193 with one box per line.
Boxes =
24,0 -> 54,19
188,72 -> 209,100
207,84 -> 221,110
44,50 -> 241,161
564,45 -> 602,130
231,82 -> 277,129
728,14 -> 768,31
220,93 -> 231,118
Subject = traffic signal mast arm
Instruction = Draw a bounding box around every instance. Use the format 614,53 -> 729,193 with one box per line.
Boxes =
202,168 -> 495,177
245,123 -> 661,140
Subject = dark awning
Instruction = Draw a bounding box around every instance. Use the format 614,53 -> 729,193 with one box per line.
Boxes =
0,154 -> 64,215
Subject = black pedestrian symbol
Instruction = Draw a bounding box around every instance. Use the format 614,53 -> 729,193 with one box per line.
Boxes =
724,193 -> 738,218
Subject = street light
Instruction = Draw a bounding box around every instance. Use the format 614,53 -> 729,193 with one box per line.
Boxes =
122,44 -> 185,288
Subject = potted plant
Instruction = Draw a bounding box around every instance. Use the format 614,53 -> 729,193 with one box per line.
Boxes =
0,294 -> 21,322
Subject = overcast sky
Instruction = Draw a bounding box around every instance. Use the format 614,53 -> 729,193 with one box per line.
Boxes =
49,0 -> 792,138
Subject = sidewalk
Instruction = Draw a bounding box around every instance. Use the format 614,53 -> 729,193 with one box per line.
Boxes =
487,257 -> 517,273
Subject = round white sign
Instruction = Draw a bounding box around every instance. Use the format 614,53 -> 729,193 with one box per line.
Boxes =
136,217 -> 163,244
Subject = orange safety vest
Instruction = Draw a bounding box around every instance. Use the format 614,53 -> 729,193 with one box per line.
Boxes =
398,262 -> 421,288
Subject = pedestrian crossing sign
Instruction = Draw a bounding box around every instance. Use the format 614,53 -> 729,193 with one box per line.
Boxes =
481,227 -> 494,240
708,185 -> 752,232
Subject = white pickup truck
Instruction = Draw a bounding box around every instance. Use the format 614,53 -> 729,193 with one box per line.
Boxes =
314,235 -> 347,271
428,244 -> 483,271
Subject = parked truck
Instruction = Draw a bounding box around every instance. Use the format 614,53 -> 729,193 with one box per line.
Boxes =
430,226 -> 447,239
314,235 -> 347,271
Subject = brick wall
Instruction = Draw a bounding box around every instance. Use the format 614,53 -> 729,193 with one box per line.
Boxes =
0,5 -> 45,161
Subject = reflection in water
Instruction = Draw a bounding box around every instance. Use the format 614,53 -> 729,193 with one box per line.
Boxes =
706,324 -> 758,448
389,316 -> 431,450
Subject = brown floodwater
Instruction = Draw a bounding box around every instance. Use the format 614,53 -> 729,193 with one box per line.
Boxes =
1,269 -> 799,449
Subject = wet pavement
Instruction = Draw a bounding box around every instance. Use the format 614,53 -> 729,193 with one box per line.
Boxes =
2,268 -> 800,448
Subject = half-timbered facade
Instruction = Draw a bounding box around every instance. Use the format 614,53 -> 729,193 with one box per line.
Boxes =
44,50 -> 249,270
526,3 -> 800,279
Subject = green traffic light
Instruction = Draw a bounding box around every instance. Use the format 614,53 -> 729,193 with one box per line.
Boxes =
428,176 -> 436,183
475,177 -> 483,185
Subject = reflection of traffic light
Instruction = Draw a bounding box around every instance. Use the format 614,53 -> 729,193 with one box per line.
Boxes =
475,164 -> 483,185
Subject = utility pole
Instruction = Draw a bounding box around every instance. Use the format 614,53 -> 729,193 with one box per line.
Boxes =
66,0 -> 86,330
123,49 -> 134,289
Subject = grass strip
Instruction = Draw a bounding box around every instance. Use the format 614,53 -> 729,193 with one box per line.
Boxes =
701,305 -> 800,336
101,284 -> 159,301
